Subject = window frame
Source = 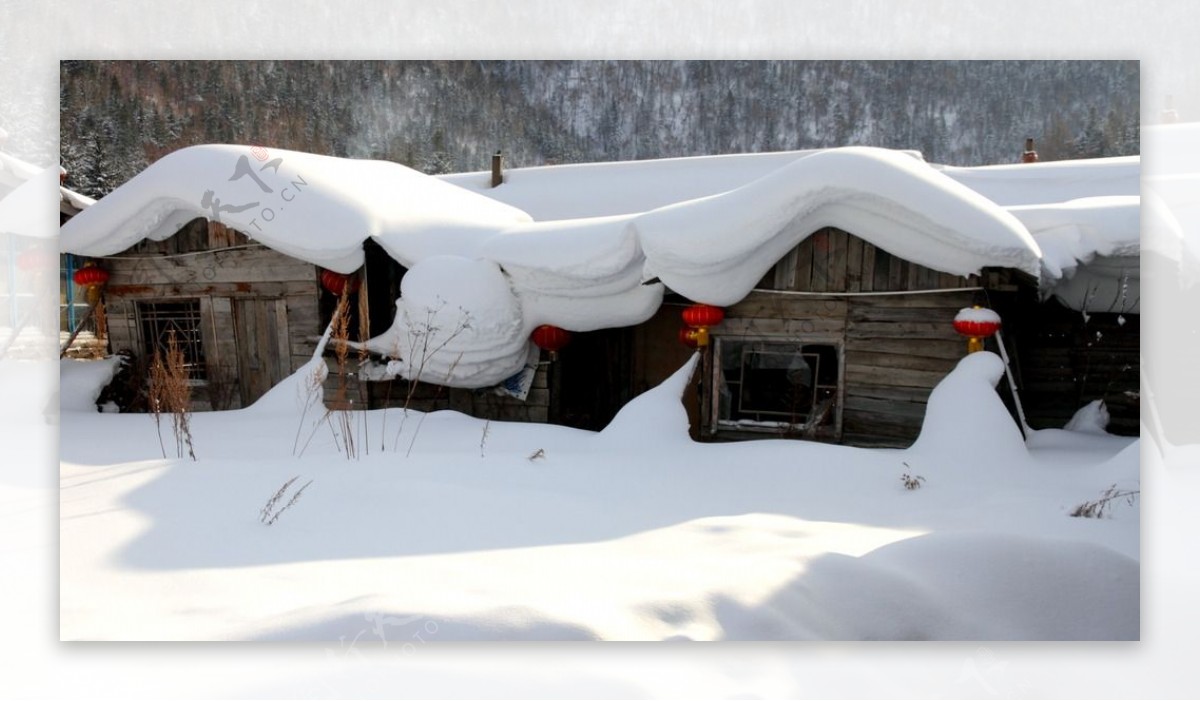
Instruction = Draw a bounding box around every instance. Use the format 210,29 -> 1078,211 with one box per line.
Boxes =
710,334 -> 844,440
135,298 -> 209,386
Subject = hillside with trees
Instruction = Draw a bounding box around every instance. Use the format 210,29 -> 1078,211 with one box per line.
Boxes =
60,60 -> 1140,199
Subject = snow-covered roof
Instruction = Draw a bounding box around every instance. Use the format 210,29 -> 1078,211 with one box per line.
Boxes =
60,186 -> 95,213
59,144 -> 1139,388
59,144 -> 534,273
935,156 -> 1140,206
935,157 -> 1142,312
441,149 -> 919,219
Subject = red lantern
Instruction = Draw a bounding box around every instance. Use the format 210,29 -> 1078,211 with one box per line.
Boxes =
72,262 -> 110,341
320,269 -> 360,296
531,324 -> 571,360
678,326 -> 700,349
680,303 -> 724,347
682,303 -> 725,328
953,306 -> 1002,353
72,264 -> 109,288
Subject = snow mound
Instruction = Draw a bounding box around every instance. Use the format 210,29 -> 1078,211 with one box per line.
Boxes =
599,354 -> 699,446
483,214 -> 665,333
908,351 -> 1028,468
857,532 -> 1138,640
60,357 -> 122,412
1064,399 -> 1111,434
241,526 -> 1137,641
363,256 -> 530,388
243,356 -> 328,415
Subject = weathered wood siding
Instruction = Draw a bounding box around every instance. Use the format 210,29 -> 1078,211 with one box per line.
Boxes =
1011,301 -> 1139,435
768,227 -> 973,294
631,302 -> 705,437
103,220 -> 320,410
706,228 -> 979,447
362,364 -> 551,423
841,292 -> 977,446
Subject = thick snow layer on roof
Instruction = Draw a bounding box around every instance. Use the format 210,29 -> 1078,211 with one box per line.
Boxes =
634,147 -> 1041,305
59,144 -> 533,273
60,186 -> 95,211
1009,196 -> 1140,279
439,149 -> 895,219
937,156 -> 1139,206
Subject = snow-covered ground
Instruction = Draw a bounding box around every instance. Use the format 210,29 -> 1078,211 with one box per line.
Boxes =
59,351 -> 1138,641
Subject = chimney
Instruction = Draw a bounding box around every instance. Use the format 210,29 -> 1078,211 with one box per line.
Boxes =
1021,137 -> 1039,163
491,151 -> 503,188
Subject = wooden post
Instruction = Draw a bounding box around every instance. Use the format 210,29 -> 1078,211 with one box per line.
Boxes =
59,299 -> 99,358
491,151 -> 503,188
547,353 -> 562,424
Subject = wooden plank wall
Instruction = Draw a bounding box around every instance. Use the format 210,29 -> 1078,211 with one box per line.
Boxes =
771,227 -> 971,294
103,239 -> 320,411
709,228 -> 979,447
711,289 -> 976,447
630,302 -> 707,438
363,365 -> 551,423
841,292 -> 976,446
1013,302 -> 1139,435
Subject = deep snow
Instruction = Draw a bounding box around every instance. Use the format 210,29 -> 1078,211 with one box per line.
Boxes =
59,352 -> 1138,641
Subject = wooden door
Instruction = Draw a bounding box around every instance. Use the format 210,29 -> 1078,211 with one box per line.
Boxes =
232,298 -> 290,406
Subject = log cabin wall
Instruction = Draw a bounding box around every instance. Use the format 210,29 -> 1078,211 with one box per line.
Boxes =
1009,300 -> 1140,435
362,366 -> 551,424
101,219 -> 321,411
702,227 -> 980,447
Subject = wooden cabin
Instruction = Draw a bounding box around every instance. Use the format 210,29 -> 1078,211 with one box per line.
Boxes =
71,214 -> 552,421
91,218 -> 322,410
61,145 -> 1140,447
78,215 -> 1138,446
551,227 -> 1140,447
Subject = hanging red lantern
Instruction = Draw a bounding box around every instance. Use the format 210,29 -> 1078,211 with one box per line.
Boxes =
72,262 -> 110,341
682,303 -> 725,328
72,264 -> 110,288
531,324 -> 571,360
953,306 -> 1002,353
680,303 -> 724,347
320,268 -> 361,296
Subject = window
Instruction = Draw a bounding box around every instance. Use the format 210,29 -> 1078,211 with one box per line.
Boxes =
137,300 -> 207,382
714,338 -> 840,435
